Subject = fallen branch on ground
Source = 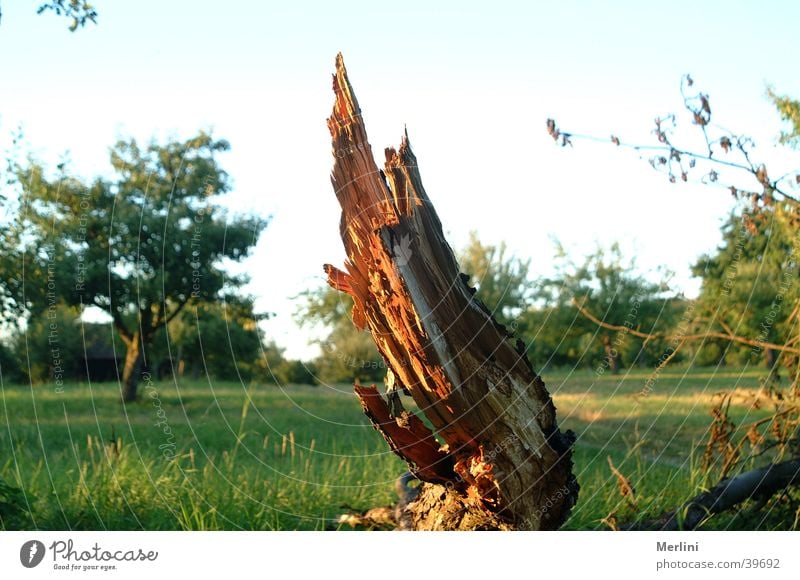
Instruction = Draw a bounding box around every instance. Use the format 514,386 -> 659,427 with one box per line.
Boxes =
624,458 -> 800,530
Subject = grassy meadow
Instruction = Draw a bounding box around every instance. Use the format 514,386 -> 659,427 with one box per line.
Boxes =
1,367 -> 796,530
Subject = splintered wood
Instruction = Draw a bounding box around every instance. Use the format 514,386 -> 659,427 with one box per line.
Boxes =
324,54 -> 578,530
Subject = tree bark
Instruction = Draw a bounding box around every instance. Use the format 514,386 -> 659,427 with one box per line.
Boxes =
121,333 -> 142,403
323,54 -> 577,530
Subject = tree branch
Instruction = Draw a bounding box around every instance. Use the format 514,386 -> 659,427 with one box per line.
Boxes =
627,458 -> 800,530
109,311 -> 132,346
573,298 -> 800,356
153,297 -> 190,332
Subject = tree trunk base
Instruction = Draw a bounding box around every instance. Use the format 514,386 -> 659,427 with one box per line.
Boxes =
337,472 -> 513,530
403,483 -> 513,530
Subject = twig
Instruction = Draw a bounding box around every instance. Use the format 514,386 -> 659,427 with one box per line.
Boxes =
572,298 -> 800,356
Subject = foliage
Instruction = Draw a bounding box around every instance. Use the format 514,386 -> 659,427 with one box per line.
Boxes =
295,286 -> 384,385
0,341 -> 21,383
458,231 -> 532,328
259,343 -> 317,386
692,202 -> 800,369
0,476 -> 31,529
547,76 -> 800,498
529,243 -> 678,372
0,1 -> 98,31
12,304 -> 85,384
767,88 -> 800,148
36,1 -> 97,31
150,297 -> 267,383
13,132 -> 267,399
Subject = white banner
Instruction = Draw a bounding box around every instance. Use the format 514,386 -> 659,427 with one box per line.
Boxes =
1,531 -> 797,579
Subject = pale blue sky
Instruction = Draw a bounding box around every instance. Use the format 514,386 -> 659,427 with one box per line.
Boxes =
2,1 -> 798,358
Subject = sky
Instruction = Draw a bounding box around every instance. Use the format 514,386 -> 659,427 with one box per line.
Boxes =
1,1 -> 799,359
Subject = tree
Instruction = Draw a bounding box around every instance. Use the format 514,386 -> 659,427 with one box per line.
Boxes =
547,78 -> 800,527
258,341 -> 317,385
0,131 -> 35,328
0,218 -> 23,326
693,202 -> 799,372
458,232 -> 531,328
0,1 -> 98,31
0,0 -> 99,337
323,55 -> 576,530
537,243 -> 675,373
295,286 -> 385,384
12,304 -> 84,384
150,296 -> 268,383
15,133 -> 267,401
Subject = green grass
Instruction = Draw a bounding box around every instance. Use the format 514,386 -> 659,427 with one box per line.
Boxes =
0,367 -> 796,530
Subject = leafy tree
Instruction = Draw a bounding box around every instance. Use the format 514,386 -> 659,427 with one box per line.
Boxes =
15,133 -> 267,401
295,286 -> 384,385
458,231 -> 531,329
0,225 -> 22,326
12,304 -> 84,384
150,296 -> 268,383
0,1 -> 98,31
534,243 -> 676,373
693,202 -> 799,372
767,88 -> 800,148
0,132 -> 34,328
257,340 -> 316,385
521,303 -> 586,369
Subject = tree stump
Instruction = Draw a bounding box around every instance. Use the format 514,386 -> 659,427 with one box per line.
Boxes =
324,54 -> 578,530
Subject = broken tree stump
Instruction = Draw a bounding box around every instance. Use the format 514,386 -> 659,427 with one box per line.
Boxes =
323,54 -> 578,530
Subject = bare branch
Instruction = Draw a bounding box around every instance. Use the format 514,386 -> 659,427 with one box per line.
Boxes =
573,298 -> 800,356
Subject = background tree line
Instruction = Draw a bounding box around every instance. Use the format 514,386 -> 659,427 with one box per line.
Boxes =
3,0 -> 795,394
298,196 -> 798,383
2,76 -> 797,401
